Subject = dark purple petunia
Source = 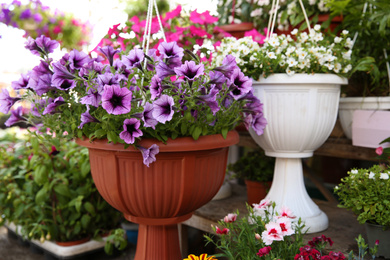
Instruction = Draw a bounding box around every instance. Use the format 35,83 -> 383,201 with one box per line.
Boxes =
214,55 -> 239,78
142,102 -> 158,129
98,46 -> 120,67
42,97 -> 65,115
97,72 -> 120,86
79,60 -> 105,77
150,75 -> 164,100
78,106 -> 100,129
25,35 -> 59,56
31,98 -> 48,117
122,48 -> 145,70
68,49 -> 91,70
174,61 -> 204,81
5,106 -> 25,127
11,72 -> 30,90
0,89 -> 20,114
20,9 -> 31,19
242,91 -> 264,115
197,86 -> 220,115
158,41 -> 184,60
208,70 -> 227,90
229,68 -> 252,100
146,49 -> 157,71
31,73 -> 53,95
137,144 -> 159,167
250,113 -> 267,135
52,61 -> 77,90
152,94 -> 174,123
80,85 -> 103,107
119,118 -> 143,144
101,84 -> 132,115
156,61 -> 176,79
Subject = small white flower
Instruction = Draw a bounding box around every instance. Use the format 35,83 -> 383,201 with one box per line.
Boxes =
287,57 -> 298,67
380,173 -> 389,180
334,37 -> 342,43
291,28 -> 298,35
369,172 -> 375,179
286,68 -> 295,76
351,169 -> 358,174
267,51 -> 277,59
314,24 -> 321,31
342,30 -> 349,35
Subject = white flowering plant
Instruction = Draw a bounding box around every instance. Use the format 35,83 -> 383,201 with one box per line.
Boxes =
213,25 -> 354,80
334,164 -> 390,228
204,200 -> 307,259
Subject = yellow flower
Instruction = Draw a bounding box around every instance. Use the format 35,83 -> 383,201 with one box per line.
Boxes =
183,254 -> 217,260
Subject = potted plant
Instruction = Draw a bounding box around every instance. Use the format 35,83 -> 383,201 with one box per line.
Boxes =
0,32 -> 267,259
0,128 -> 123,249
326,0 -> 390,141
228,149 -> 274,205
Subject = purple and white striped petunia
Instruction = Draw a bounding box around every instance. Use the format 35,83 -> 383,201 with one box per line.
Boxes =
174,60 -> 204,81
78,106 -> 100,129
152,94 -> 174,123
42,97 -> 65,115
137,144 -> 159,167
101,85 -> 132,115
119,118 -> 143,144
142,102 -> 158,129
0,89 -> 20,114
5,106 -> 25,127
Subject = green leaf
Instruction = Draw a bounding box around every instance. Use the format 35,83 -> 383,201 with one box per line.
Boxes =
192,126 -> 202,140
33,165 -> 48,185
54,184 -> 71,198
94,129 -> 107,138
81,214 -> 91,229
181,123 -> 188,135
35,186 -> 48,205
221,128 -> 228,139
84,202 -> 96,216
107,131 -> 118,143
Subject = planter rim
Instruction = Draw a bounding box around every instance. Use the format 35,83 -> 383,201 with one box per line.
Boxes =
75,130 -> 239,152
255,73 -> 348,85
339,96 -> 390,110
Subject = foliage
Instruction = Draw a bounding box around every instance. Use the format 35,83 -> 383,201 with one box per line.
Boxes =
228,149 -> 274,182
334,165 -> 390,228
327,0 -> 390,96
217,0 -> 333,32
0,128 -> 122,243
204,200 -> 306,259
1,35 -> 267,166
212,25 -> 353,80
0,0 -> 91,51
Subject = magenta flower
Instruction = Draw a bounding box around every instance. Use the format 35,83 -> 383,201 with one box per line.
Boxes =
5,106 -> 25,127
78,106 -> 100,129
257,246 -> 272,257
189,10 -> 218,25
20,9 -> 31,19
244,29 -> 266,44
101,85 -> 132,115
119,118 -> 143,144
215,226 -> 229,235
142,102 -> 158,129
0,89 -> 20,114
42,97 -> 65,115
174,60 -> 205,81
164,5 -> 181,20
122,48 -> 145,70
98,46 -> 121,66
152,94 -> 174,123
137,144 -> 159,167
376,146 -> 383,155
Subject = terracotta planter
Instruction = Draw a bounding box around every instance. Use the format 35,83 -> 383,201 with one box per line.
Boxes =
245,180 -> 271,206
55,237 -> 90,247
76,131 -> 239,260
217,22 -> 254,39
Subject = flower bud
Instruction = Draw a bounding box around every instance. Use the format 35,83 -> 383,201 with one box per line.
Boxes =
255,233 -> 261,240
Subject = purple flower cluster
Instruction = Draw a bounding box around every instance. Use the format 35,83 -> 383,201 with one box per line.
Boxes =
1,36 -> 267,166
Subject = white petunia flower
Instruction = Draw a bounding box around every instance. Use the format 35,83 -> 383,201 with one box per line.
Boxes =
342,30 -> 349,35
314,24 -> 321,31
380,173 -> 389,180
334,37 -> 342,43
291,29 -> 298,35
287,57 -> 298,67
369,172 -> 375,179
286,68 -> 295,76
267,51 -> 277,59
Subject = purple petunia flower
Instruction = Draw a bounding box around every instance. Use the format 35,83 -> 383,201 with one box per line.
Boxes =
68,49 -> 91,70
11,72 -> 30,90
20,9 -> 32,19
42,97 -> 65,115
52,61 -> 77,90
0,89 -> 20,114
30,73 -> 53,95
137,144 -> 159,167
197,86 -> 220,115
214,55 -> 239,78
174,60 -> 204,81
5,106 -> 25,127
142,102 -> 158,129
156,61 -> 176,79
122,48 -> 145,70
208,70 -> 227,90
31,98 -> 48,117
150,75 -> 164,100
98,46 -> 120,67
158,41 -> 184,60
80,85 -> 103,107
101,85 -> 132,115
229,68 -> 252,100
97,72 -> 120,86
250,113 -> 267,135
152,94 -> 174,123
146,49 -> 157,71
25,35 -> 59,56
119,118 -> 143,144
33,13 -> 42,22
78,106 -> 100,129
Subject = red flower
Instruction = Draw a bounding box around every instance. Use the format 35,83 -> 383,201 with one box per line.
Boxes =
215,226 -> 229,235
257,246 -> 272,257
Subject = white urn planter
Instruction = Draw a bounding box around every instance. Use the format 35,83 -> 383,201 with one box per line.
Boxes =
338,96 -> 390,139
249,74 -> 347,233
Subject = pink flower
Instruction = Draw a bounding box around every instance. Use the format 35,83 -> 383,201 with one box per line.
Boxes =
375,240 -> 379,245
277,217 -> 294,236
253,198 -> 272,209
261,222 -> 284,245
189,10 -> 218,25
107,23 -> 121,36
215,226 -> 229,235
376,146 -> 383,155
278,206 -> 296,219
223,213 -> 237,223
164,5 -> 182,20
257,246 -> 272,257
53,26 -> 62,34
190,25 -> 212,38
244,29 -> 266,44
